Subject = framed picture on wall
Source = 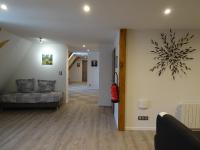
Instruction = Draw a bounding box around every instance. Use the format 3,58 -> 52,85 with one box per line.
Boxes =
91,60 -> 98,67
42,54 -> 53,65
77,62 -> 80,67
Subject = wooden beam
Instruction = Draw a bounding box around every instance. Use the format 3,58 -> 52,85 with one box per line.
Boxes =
118,29 -> 127,131
0,40 -> 9,48
69,57 -> 80,69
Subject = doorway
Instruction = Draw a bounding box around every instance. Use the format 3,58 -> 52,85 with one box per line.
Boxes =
68,52 -> 88,84
68,51 -> 100,104
82,60 -> 88,82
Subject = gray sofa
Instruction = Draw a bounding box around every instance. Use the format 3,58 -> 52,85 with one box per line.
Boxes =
0,79 -> 64,109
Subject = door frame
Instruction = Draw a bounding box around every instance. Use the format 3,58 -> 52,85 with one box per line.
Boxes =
82,59 -> 88,82
118,29 -> 127,131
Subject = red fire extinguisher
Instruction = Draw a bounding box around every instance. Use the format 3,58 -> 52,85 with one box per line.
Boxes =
111,72 -> 119,103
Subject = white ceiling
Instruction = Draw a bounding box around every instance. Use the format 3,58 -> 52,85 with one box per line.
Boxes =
0,0 -> 200,49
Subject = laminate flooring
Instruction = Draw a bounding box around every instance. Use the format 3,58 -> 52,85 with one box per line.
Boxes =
0,84 -> 155,150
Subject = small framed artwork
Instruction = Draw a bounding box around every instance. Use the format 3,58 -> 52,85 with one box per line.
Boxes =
91,60 -> 98,67
42,54 -> 53,65
77,62 -> 80,67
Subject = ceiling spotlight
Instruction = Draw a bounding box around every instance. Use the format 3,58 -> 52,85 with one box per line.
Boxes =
1,4 -> 8,10
87,49 -> 90,52
164,8 -> 171,15
82,44 -> 86,48
83,4 -> 90,13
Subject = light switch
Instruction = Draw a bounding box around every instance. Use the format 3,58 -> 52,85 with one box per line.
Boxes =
59,71 -> 62,76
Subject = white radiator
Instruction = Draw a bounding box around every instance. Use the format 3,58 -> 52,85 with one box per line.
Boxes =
177,103 -> 200,129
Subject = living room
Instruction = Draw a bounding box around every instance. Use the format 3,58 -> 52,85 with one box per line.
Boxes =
1,0 -> 200,150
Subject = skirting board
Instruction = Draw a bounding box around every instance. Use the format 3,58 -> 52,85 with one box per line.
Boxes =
125,126 -> 156,131
98,103 -> 112,107
114,117 -> 118,129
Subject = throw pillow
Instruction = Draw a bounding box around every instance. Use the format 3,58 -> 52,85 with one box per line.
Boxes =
16,79 -> 35,93
38,80 -> 56,92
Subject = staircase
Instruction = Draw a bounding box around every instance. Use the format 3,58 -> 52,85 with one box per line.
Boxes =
68,53 -> 79,69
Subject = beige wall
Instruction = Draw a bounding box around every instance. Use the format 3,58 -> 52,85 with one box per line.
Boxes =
126,29 -> 200,130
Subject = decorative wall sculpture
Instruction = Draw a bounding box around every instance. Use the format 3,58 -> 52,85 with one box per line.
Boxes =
150,29 -> 197,80
0,28 -> 9,48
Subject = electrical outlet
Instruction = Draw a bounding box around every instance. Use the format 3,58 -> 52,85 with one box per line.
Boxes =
144,116 -> 149,120
138,116 -> 149,120
138,116 -> 142,120
59,71 -> 62,76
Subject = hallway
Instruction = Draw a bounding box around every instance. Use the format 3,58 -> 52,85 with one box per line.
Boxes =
0,84 -> 154,150
67,83 -> 155,150
69,83 -> 99,103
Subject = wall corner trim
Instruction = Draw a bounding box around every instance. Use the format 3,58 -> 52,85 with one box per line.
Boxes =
125,127 -> 156,131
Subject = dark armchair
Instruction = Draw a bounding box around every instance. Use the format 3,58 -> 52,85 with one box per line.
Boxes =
154,112 -> 200,150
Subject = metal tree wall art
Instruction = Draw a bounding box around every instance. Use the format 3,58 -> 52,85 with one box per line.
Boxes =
150,29 -> 197,80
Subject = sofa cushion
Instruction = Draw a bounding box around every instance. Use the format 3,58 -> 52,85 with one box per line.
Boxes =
16,79 -> 35,93
0,92 -> 63,103
38,80 -> 56,92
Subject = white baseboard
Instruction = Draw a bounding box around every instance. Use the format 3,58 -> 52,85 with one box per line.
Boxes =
98,103 -> 112,107
125,126 -> 156,131
114,117 -> 118,128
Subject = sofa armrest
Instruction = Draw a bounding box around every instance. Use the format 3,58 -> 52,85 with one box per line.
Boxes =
155,113 -> 200,150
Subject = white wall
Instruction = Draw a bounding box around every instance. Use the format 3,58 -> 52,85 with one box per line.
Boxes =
0,29 -> 32,93
126,29 -> 200,130
65,50 -> 69,102
99,48 -> 113,106
0,29 -> 69,101
87,52 -> 99,89
5,42 -> 68,101
69,59 -> 82,83
113,31 -> 120,127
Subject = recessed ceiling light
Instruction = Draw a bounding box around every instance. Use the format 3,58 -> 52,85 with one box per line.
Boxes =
82,44 -> 86,48
83,4 -> 90,13
87,49 -> 90,52
164,8 -> 171,15
1,4 -> 8,10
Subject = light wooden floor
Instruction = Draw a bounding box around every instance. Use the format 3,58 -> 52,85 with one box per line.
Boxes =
0,85 -> 155,150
